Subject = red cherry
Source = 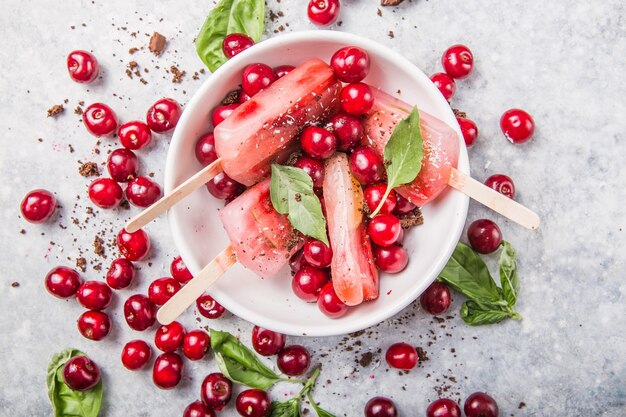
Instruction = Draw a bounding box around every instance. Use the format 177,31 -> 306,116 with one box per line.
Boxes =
251,326 -> 286,356
293,156 -> 324,189
184,401 -> 216,417
307,0 -> 340,26
125,176 -> 162,208
442,44 -> 474,79
222,33 -> 254,58
303,239 -> 333,268
146,98 -> 182,133
77,281 -> 113,311
365,397 -> 398,417
88,178 -> 123,209
238,89 -> 252,103
67,50 -> 99,83
83,103 -> 118,136
292,266 -> 330,302
107,148 -> 138,182
300,126 -> 337,159
385,342 -> 418,370
326,112 -> 363,151
289,249 -> 310,272
77,310 -> 111,341
368,214 -> 402,247
207,172 -> 243,200
201,373 -> 233,411
63,356 -> 101,391
420,282 -> 452,315
236,389 -> 271,417
364,184 -> 397,215
331,46 -> 370,83
105,258 -> 135,289
155,321 -> 186,352
340,82 -> 374,116
317,282 -> 349,318
196,294 -> 226,319
117,228 -> 150,261
349,146 -> 385,185
484,174 -> 515,199
195,133 -> 218,166
457,116 -> 478,146
148,277 -> 182,305
121,339 -> 152,370
373,245 -> 408,273
171,256 -> 193,284
118,120 -> 152,150
242,63 -> 276,97
500,108 -> 535,144
467,219 -> 502,254
464,392 -> 499,417
20,189 -> 56,223
183,329 -> 211,360
274,65 -> 295,79
153,352 -> 183,389
394,193 -> 416,216
212,104 -> 239,127
426,398 -> 462,417
430,73 -> 456,101
277,345 -> 310,376
45,266 -> 82,298
124,294 -> 156,331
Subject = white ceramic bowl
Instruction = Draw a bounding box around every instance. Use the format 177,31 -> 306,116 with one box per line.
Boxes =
165,31 -> 469,337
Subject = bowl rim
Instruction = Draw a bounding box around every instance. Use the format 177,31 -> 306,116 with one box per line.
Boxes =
165,30 -> 470,336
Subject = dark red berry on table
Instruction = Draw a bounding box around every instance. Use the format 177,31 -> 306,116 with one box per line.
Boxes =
183,329 -> 211,360
340,82 -> 374,116
171,256 -> 193,284
274,65 -> 295,79
373,245 -> 408,273
368,214 -> 402,247
500,108 -> 535,144
385,342 -> 418,370
121,339 -> 152,370
201,373 -> 233,411
67,50 -> 99,83
83,103 -> 118,136
236,389 -> 271,417
20,189 -> 56,223
77,310 -> 111,341
207,172 -> 243,200
365,396 -> 398,417
331,46 -> 370,83
364,184 -> 397,215
196,294 -> 226,319
117,228 -> 150,261
107,148 -> 138,182
307,0 -> 340,26
420,282 -> 452,315
212,104 -> 239,127
184,401 -> 216,417
251,326 -> 286,356
148,277 -> 182,305
485,174 -> 515,199
464,392 -> 499,417
45,266 -> 82,298
394,193 -> 416,216
105,258 -> 135,289
62,356 -> 101,391
153,352 -> 183,389
326,112 -> 363,151
126,176 -> 161,208
155,321 -> 186,352
195,133 -> 218,166
277,345 -> 310,376
88,178 -> 123,209
294,156 -> 324,189
118,120 -> 152,150
292,266 -> 330,302
242,63 -> 276,97
77,281 -> 112,311
303,239 -> 333,268
124,294 -> 156,331
442,44 -> 474,79
317,282 -> 348,318
467,219 -> 502,254
457,116 -> 478,147
300,126 -> 337,159
426,398 -> 462,417
222,33 -> 255,58
430,73 -> 456,101
289,249 -> 309,272
146,98 -> 182,133
349,146 -> 385,185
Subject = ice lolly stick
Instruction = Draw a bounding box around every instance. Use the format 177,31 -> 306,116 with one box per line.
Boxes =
448,167 -> 540,230
125,158 -> 223,233
157,245 -> 237,325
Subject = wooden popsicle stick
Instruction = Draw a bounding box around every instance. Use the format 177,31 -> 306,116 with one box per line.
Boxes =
448,167 -> 540,230
125,158 -> 223,233
157,245 -> 237,325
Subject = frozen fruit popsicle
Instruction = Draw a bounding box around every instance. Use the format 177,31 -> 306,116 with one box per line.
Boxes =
323,153 -> 378,306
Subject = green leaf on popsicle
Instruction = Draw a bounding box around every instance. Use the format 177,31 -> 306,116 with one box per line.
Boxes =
371,106 -> 424,217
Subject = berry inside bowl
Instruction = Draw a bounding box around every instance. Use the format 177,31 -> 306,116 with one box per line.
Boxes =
165,31 -> 469,337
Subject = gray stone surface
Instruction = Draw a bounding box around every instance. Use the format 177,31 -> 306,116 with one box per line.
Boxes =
1,0 -> 625,416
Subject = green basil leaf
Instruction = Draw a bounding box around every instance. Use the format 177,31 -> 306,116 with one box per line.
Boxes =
307,393 -> 337,417
372,106 -> 424,216
46,348 -> 102,417
270,164 -> 329,245
196,0 -> 265,72
499,241 -> 519,306
215,352 -> 280,390
269,397 -> 301,417
461,300 -> 521,326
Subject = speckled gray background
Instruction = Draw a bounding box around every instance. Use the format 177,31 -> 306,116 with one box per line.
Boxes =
1,0 -> 625,416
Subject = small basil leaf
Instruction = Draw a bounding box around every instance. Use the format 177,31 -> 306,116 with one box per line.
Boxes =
499,241 -> 519,306
269,397 -> 301,417
461,300 -> 521,326
215,352 -> 280,390
307,393 -> 337,417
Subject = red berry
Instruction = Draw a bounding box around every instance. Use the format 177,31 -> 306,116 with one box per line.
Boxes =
326,112 -> 363,151
317,282 -> 348,318
340,82 -> 374,116
274,65 -> 295,79
373,245 -> 408,273
467,219 -> 502,254
222,33 -> 255,58
155,321 -> 186,352
365,397 -> 398,417
67,50 -> 99,83
195,133 -> 218,166
153,352 -> 183,389
303,239 -> 333,268
183,330 -> 211,360
212,104 -> 239,127
368,214 -> 402,247
464,392 -> 499,417
107,148 -> 139,182
430,73 -> 456,101
121,340 -> 152,370
242,63 -> 276,97
105,258 -> 135,289
385,342 -> 418,370
289,249 -> 310,272
236,389 -> 271,417
457,116 -> 478,147
394,193 -> 416,216
364,184 -> 397,215
171,256 -> 193,284
426,398 -> 461,417
484,174 -> 515,199
77,281 -> 112,311
124,294 -> 156,331
442,44 -> 474,79
420,282 -> 452,315
307,0 -> 340,26
117,228 -> 150,261
20,189 -> 57,223
201,373 -> 233,411
239,89 -> 252,103
196,294 -> 226,319
251,326 -> 286,356
148,277 -> 182,305
349,146 -> 385,184
45,266 -> 82,298
500,108 -> 534,144
77,310 -> 111,341
63,356 -> 101,391
207,172 -> 243,200
292,266 -> 330,302
331,46 -> 370,83
294,156 -> 324,189
126,176 -> 161,208
118,120 -> 152,150
300,126 -> 337,159
184,401 -> 216,417
146,98 -> 182,133
88,178 -> 123,209
277,345 -> 310,376
83,103 -> 118,136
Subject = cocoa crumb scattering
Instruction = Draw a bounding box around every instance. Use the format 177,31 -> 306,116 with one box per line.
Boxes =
19,229 -> 26,234
94,236 -> 105,257
388,30 -> 395,39
453,108 -> 467,118
76,257 -> 87,272
128,47 -> 139,54
74,106 -> 83,115
221,89 -> 240,105
149,32 -> 167,55
381,0 -> 405,5
170,65 -> 186,83
78,162 -> 99,177
518,402 -> 526,409
47,104 -> 64,117
11,282 -> 20,288
416,347 -> 429,361
377,8 -> 383,16
358,351 -> 373,367
68,144 -> 75,153
400,207 -> 424,229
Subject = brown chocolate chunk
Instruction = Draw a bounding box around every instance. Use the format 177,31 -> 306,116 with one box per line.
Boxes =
78,162 -> 99,177
381,0 -> 405,5
149,32 -> 167,55
47,104 -> 64,117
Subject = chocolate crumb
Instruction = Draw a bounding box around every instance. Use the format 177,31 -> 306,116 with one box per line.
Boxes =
11,282 -> 20,288
358,352 -> 374,367
377,8 -> 383,16
399,207 -> 424,229
19,229 -> 26,234
416,347 -> 429,361
74,106 -> 83,115
518,402 -> 526,409
78,162 -> 99,177
128,47 -> 139,54
221,89 -> 241,105
381,0 -> 405,5
68,144 -> 75,153
149,32 -> 167,55
170,65 -> 186,83
388,30 -> 395,39
452,108 -> 467,118
94,236 -> 105,257
47,104 -> 64,118
76,257 -> 87,272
